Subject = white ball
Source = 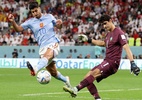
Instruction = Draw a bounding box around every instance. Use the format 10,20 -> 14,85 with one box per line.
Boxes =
36,70 -> 51,84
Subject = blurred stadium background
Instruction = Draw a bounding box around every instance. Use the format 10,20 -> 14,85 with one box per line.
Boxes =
0,0 -> 142,58
0,0 -> 142,100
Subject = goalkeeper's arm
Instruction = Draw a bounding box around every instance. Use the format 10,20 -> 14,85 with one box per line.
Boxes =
91,39 -> 105,46
78,34 -> 105,46
123,43 -> 140,76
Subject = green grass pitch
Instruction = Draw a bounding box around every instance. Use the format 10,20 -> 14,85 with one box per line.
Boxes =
0,68 -> 142,100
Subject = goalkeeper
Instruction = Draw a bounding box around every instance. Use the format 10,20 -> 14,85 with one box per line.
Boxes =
63,14 -> 140,100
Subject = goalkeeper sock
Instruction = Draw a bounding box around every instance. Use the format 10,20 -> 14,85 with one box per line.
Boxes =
54,71 -> 67,82
36,57 -> 48,72
87,83 -> 100,99
76,75 -> 95,91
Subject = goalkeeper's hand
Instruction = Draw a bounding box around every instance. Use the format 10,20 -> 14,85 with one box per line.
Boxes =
78,34 -> 88,43
130,61 -> 140,76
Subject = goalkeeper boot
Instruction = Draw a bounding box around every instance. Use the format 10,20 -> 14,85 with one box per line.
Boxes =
96,99 -> 101,100
63,86 -> 78,98
64,76 -> 71,88
95,98 -> 101,100
26,61 -> 35,76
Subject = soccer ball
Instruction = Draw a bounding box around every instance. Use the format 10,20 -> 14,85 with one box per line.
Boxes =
36,70 -> 51,84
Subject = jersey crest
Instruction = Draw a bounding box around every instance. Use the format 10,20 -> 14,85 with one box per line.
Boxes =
40,23 -> 44,28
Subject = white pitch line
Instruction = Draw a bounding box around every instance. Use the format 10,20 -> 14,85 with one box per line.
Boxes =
43,95 -> 93,99
101,98 -> 142,100
99,88 -> 142,92
21,88 -> 142,97
22,92 -> 64,96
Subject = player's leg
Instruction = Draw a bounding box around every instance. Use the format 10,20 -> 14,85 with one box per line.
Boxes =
27,43 -> 59,76
46,61 -> 71,87
46,61 -> 57,77
77,70 -> 101,99
76,70 -> 101,99
87,83 -> 101,100
27,48 -> 53,76
63,69 -> 101,98
63,60 -> 118,98
86,60 -> 118,100
75,68 -> 101,91
65,69 -> 101,98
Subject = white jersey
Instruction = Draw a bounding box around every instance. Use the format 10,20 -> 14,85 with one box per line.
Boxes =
21,14 -> 60,48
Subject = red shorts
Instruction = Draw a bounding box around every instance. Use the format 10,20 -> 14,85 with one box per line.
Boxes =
91,60 -> 119,82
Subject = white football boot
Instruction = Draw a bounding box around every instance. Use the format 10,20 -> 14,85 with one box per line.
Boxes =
64,76 -> 72,88
95,98 -> 101,100
63,86 -> 78,98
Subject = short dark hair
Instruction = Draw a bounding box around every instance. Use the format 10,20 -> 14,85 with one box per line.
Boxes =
29,1 -> 39,10
99,15 -> 111,23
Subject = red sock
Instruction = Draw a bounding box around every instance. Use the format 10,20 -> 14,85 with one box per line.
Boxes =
76,75 -> 95,91
87,83 -> 100,99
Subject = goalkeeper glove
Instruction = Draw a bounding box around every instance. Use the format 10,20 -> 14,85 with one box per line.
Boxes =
78,34 -> 92,43
130,61 -> 140,76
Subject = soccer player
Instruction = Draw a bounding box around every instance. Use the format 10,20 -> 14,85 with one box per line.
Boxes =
8,1 -> 71,87
63,15 -> 140,100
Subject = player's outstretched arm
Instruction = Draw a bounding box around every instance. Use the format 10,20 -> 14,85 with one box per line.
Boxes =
8,14 -> 24,32
78,34 -> 105,46
91,39 -> 105,46
123,44 -> 140,76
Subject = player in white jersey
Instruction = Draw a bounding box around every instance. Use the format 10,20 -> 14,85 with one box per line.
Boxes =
8,1 -> 71,88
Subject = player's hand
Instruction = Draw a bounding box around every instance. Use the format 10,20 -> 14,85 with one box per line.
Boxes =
8,14 -> 15,22
130,61 -> 140,76
78,34 -> 88,42
55,19 -> 62,29
56,19 -> 62,25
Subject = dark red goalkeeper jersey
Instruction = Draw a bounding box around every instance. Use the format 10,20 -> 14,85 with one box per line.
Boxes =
104,27 -> 127,65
